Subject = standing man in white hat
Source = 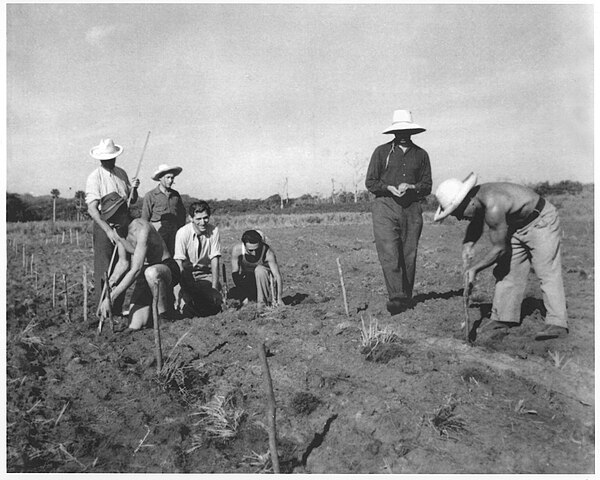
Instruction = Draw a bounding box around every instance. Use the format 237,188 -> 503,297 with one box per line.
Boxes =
366,110 -> 432,315
86,138 -> 140,314
434,173 -> 568,341
141,164 -> 186,256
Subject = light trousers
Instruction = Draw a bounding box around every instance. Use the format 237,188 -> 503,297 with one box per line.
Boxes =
491,201 -> 568,328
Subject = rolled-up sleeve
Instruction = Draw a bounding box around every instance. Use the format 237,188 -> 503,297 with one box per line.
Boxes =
173,227 -> 187,261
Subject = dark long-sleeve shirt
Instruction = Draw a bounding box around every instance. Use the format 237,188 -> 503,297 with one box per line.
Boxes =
141,185 -> 186,228
365,141 -> 432,206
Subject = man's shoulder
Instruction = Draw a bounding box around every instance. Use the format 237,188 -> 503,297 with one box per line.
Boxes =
373,141 -> 393,152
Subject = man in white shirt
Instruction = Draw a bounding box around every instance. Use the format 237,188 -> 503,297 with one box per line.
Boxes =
173,201 -> 222,316
85,138 -> 140,313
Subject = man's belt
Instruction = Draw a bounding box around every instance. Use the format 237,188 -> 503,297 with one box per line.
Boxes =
522,197 -> 546,227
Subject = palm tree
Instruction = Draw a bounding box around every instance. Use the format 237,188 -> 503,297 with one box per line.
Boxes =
74,190 -> 85,221
50,189 -> 60,223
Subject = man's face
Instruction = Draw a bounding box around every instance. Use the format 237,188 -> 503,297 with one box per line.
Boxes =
244,242 -> 261,256
394,132 -> 412,145
160,173 -> 175,189
107,206 -> 129,229
100,158 -> 116,169
191,211 -> 210,232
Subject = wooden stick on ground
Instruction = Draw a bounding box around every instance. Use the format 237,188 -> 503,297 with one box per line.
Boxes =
83,265 -> 88,323
152,280 -> 163,372
258,342 -> 280,473
221,263 -> 229,310
52,273 -> 56,308
63,274 -> 70,322
463,272 -> 472,344
336,257 -> 350,318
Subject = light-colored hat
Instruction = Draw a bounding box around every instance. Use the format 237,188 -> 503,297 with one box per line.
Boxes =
433,172 -> 478,222
90,138 -> 123,160
382,110 -> 426,135
151,164 -> 183,181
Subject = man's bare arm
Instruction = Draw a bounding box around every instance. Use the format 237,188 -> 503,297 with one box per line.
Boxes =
266,249 -> 283,304
469,205 -> 510,276
211,256 -> 220,290
88,200 -> 120,243
109,224 -> 150,302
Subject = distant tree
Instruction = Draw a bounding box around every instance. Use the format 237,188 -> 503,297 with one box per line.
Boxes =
74,190 -> 86,221
50,189 -> 60,222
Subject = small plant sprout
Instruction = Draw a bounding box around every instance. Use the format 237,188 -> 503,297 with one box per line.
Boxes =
360,314 -> 399,356
514,399 -> 537,415
243,450 -> 272,473
429,395 -> 467,439
190,393 -> 245,441
548,350 -> 571,370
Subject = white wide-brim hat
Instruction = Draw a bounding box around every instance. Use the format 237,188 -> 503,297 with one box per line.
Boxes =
382,109 -> 426,135
90,138 -> 123,160
152,164 -> 183,181
433,172 -> 478,222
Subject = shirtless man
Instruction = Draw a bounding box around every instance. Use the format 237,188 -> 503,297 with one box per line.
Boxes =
434,173 -> 568,340
230,230 -> 283,307
98,192 -> 180,331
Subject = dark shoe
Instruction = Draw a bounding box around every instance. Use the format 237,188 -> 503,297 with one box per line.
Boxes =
386,298 -> 409,315
535,325 -> 569,341
478,319 -> 520,333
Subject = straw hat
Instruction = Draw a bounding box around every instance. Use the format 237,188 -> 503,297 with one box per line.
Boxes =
382,110 -> 426,135
151,164 -> 183,181
433,172 -> 478,222
90,138 -> 123,160
99,192 -> 127,221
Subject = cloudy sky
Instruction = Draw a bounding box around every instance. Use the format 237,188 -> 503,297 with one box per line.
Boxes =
6,3 -> 594,201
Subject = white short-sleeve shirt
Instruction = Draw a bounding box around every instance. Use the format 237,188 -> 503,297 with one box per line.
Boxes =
85,166 -> 131,206
174,223 -> 221,269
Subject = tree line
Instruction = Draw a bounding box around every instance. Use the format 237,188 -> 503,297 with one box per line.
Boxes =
6,180 -> 588,223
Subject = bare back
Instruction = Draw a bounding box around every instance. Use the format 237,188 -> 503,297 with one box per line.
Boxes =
123,218 -> 171,265
476,183 -> 540,229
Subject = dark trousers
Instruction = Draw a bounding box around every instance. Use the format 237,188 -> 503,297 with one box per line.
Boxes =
93,222 -> 125,313
371,197 -> 423,300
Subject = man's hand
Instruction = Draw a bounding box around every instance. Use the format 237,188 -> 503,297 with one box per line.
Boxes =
387,184 -> 414,198
462,243 -> 475,271
132,178 -> 140,189
99,297 -> 112,319
465,267 -> 477,286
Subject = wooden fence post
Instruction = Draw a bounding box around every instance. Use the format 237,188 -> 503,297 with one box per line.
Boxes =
83,265 -> 88,323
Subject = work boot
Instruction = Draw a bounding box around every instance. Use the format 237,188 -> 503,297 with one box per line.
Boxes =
535,325 -> 569,341
478,319 -> 520,333
386,297 -> 410,315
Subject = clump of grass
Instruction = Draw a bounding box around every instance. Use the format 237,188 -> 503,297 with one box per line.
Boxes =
513,399 -> 537,415
428,395 -> 467,439
243,450 -> 272,473
360,315 -> 399,359
548,350 -> 571,370
187,393 -> 246,451
14,320 -> 44,350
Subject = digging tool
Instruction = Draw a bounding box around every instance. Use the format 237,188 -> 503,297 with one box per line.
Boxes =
97,272 -> 114,334
221,263 -> 229,310
152,279 -> 163,372
96,131 -> 151,331
258,342 -> 280,473
463,271 -> 473,344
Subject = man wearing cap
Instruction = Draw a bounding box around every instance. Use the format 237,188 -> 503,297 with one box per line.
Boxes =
173,201 -> 223,316
229,230 -> 283,308
141,164 -> 186,256
434,174 -> 568,341
365,110 -> 432,315
86,138 -> 140,313
98,192 -> 180,331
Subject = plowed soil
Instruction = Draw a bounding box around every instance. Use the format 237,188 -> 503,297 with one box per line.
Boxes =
5,193 -> 594,474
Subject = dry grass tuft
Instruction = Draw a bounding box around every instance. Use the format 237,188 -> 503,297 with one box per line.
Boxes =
428,395 -> 467,439
242,450 -> 273,473
187,393 -> 246,452
548,350 -> 571,370
360,315 -> 399,359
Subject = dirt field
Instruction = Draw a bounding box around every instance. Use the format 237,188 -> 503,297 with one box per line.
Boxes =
5,191 -> 594,474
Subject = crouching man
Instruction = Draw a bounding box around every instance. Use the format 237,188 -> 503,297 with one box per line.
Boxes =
230,230 -> 283,307
98,192 -> 180,331
173,201 -> 222,316
434,173 -> 568,341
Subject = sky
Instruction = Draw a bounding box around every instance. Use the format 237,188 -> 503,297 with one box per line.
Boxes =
5,2 -> 594,201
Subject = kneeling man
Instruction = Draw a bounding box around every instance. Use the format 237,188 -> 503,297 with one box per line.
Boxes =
230,230 -> 283,307
434,173 -> 568,341
98,192 -> 180,331
174,201 -> 222,316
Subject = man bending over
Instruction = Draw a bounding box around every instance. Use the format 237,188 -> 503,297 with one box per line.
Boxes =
98,192 -> 180,331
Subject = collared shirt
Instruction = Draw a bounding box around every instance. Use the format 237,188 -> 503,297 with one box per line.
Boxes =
174,222 -> 221,270
85,165 -> 131,206
365,141 -> 432,206
140,185 -> 186,227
